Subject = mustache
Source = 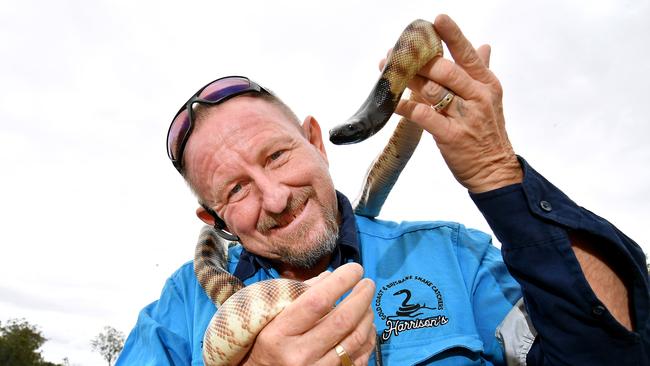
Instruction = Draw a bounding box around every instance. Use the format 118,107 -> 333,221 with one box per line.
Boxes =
256,187 -> 314,233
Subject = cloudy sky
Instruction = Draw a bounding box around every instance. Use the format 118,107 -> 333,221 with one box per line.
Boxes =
1,0 -> 648,364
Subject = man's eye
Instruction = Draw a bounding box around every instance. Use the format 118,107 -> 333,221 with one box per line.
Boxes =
269,150 -> 284,161
229,184 -> 242,197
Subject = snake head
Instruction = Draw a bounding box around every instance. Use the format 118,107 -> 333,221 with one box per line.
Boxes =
329,118 -> 373,145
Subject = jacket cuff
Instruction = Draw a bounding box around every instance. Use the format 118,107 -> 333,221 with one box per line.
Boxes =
470,156 -> 613,249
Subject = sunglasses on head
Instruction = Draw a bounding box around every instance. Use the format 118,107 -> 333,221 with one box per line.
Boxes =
166,75 -> 272,173
166,75 -> 271,241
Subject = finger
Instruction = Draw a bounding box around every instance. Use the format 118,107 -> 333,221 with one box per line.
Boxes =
304,270 -> 331,286
434,14 -> 494,83
477,44 -> 491,68
415,56 -> 481,101
275,263 -> 364,335
409,74 -> 451,106
317,309 -> 376,366
347,309 -> 376,364
394,97 -> 458,143
408,80 -> 463,120
408,74 -> 471,119
352,337 -> 376,366
383,55 -> 478,102
309,278 -> 375,350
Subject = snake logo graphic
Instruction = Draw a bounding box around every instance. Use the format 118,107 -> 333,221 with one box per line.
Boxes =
390,289 -> 436,318
375,275 -> 449,341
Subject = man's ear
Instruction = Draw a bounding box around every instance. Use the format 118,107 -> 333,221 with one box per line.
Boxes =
196,206 -> 216,226
302,115 -> 328,163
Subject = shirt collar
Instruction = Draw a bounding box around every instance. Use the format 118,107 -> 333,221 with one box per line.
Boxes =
232,190 -> 360,281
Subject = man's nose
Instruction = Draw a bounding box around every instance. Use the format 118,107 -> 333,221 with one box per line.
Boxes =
256,176 -> 290,214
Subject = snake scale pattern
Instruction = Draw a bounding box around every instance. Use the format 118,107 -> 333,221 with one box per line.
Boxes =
195,19 -> 443,365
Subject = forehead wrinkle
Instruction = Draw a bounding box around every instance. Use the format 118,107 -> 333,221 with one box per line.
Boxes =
198,125 -> 276,204
185,96 -> 308,203
203,147 -> 248,205
186,124 -> 238,203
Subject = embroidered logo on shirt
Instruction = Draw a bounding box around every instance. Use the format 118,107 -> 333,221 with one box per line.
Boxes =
375,275 -> 449,341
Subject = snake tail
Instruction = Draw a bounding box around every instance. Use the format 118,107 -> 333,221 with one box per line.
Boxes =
329,19 -> 442,145
194,226 -> 245,306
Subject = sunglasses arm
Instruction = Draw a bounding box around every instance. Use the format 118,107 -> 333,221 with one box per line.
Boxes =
201,203 -> 240,242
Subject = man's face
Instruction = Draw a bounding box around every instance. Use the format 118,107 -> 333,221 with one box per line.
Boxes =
183,96 -> 339,268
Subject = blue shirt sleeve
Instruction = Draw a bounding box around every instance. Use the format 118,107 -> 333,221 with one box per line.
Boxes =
117,262 -> 214,366
470,156 -> 649,365
116,277 -> 192,365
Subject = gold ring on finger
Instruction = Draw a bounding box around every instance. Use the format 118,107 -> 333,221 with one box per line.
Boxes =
431,91 -> 455,112
335,344 -> 355,366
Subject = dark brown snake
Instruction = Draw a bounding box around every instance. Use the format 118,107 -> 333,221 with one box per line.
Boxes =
195,19 -> 443,365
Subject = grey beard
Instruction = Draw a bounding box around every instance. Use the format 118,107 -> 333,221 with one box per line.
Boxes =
276,221 -> 339,269
256,186 -> 340,269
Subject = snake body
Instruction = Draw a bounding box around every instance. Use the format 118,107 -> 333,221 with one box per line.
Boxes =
330,19 -> 443,217
195,227 -> 308,365
196,19 -> 442,365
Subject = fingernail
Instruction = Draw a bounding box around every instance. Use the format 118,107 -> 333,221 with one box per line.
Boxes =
360,278 -> 376,292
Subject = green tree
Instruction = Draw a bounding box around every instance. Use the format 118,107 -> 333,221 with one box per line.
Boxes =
90,326 -> 125,366
0,318 -> 62,366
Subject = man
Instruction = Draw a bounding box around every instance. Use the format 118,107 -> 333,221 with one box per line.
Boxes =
118,14 -> 648,365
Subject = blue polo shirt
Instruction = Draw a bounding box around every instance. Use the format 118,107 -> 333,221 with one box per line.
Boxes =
117,157 -> 649,365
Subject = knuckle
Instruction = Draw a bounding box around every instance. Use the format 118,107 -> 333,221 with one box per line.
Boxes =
330,309 -> 354,330
364,334 -> 376,353
465,49 -> 484,70
475,85 -> 501,108
462,48 -> 479,65
352,329 -> 367,348
423,82 -> 443,101
443,62 -> 461,83
475,89 -> 491,103
304,292 -> 332,314
357,348 -> 373,365
348,324 -> 373,350
366,336 -> 377,357
492,80 -> 504,98
283,352 -> 306,366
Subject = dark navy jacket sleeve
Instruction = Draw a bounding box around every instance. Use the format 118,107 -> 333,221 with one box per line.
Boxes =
470,156 -> 649,365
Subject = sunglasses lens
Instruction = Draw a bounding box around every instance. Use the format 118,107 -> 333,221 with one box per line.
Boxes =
167,108 -> 190,161
198,77 -> 252,101
168,76 -> 259,168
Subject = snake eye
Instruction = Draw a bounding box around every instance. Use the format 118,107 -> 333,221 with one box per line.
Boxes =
329,120 -> 366,144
